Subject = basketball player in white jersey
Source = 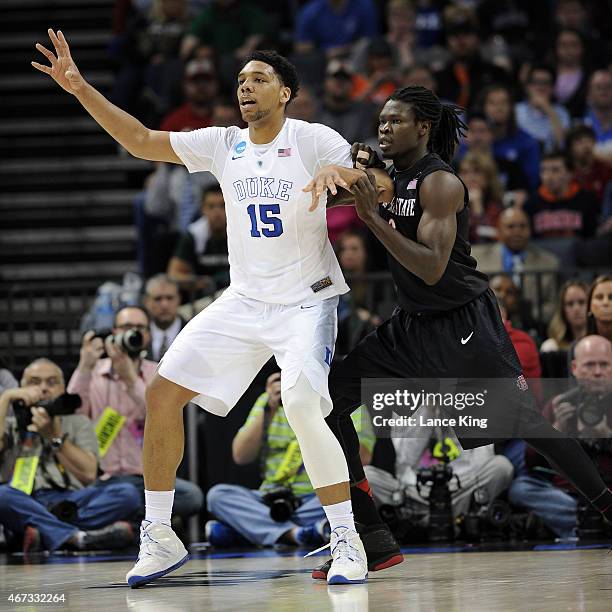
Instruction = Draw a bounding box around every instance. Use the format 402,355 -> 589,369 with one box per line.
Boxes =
33,30 -> 368,586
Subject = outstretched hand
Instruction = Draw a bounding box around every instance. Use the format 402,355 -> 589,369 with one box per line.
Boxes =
302,166 -> 350,212
32,29 -> 85,95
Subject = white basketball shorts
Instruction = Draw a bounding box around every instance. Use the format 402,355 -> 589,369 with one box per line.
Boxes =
158,287 -> 339,417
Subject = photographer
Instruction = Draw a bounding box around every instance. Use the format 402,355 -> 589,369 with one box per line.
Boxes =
206,372 -> 375,547
0,358 -> 140,553
509,335 -> 612,539
364,405 -> 514,527
67,305 -> 203,519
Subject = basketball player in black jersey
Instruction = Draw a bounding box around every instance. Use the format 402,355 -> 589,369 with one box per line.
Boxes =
305,86 -> 612,579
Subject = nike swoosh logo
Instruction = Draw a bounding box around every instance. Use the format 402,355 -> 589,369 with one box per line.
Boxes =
232,156 -> 244,160
461,332 -> 474,345
301,305 -> 316,309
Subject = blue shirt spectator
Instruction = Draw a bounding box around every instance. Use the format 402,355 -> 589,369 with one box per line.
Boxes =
492,129 -> 541,191
295,0 -> 379,54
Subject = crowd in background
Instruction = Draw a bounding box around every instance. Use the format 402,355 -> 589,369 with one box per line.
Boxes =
2,0 -> 612,553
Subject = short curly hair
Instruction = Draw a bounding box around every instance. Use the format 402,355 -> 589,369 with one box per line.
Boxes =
242,50 -> 300,104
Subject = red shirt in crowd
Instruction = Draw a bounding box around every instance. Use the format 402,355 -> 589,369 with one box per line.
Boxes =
160,104 -> 212,132
573,159 -> 612,205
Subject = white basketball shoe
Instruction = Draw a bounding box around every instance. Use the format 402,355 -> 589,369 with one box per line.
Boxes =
326,527 -> 368,585
126,521 -> 189,588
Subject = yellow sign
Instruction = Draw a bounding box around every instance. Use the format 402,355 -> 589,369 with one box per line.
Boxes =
271,440 -> 303,483
95,407 -> 126,457
10,456 -> 40,495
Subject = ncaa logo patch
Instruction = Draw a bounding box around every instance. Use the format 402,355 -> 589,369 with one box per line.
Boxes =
235,141 -> 247,155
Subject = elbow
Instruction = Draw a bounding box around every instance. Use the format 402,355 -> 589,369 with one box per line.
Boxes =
127,127 -> 150,159
231,441 -> 248,466
423,270 -> 444,286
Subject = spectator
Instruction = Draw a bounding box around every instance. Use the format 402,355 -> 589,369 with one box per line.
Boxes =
541,280 -> 588,352
111,0 -> 190,120
181,0 -> 269,63
567,123 -> 612,207
587,275 -> 612,343
0,357 -> 17,395
400,63 -> 437,93
286,86 -> 317,123
317,59 -> 378,144
490,273 -> 540,338
294,0 -> 379,56
0,358 -> 140,553
434,6 -> 510,109
364,412 -> 513,524
554,0 -> 611,73
498,302 -> 542,380
352,38 -> 400,106
552,28 -> 589,118
515,63 -> 571,153
457,112 -> 529,203
167,183 -> 229,293
143,274 -> 185,361
335,231 -> 380,355
159,58 -> 218,132
67,306 -> 203,519
471,208 -> 560,323
206,372 -> 375,547
525,150 -> 600,240
480,84 -> 541,189
457,150 -> 503,243
583,70 -> 612,156
509,335 -> 612,540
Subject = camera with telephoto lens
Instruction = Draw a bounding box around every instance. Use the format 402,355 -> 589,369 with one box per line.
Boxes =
462,487 -> 511,542
91,327 -> 146,357
262,486 -> 301,522
12,393 -> 81,433
416,463 -> 455,542
556,386 -> 612,429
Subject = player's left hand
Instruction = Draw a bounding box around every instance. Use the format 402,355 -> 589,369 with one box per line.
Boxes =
303,166 -> 350,212
351,171 -> 379,222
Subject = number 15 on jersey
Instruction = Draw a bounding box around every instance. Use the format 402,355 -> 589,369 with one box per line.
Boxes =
247,204 -> 283,238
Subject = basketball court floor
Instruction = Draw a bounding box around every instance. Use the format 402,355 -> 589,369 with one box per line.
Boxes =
1,542 -> 611,611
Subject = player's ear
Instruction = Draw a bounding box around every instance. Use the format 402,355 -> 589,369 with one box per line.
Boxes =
280,86 -> 291,105
419,121 -> 431,138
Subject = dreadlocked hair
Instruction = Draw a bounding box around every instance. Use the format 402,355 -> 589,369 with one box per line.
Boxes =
388,86 -> 467,164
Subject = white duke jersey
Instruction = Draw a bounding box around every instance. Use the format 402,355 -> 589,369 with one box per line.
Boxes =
170,119 -> 351,304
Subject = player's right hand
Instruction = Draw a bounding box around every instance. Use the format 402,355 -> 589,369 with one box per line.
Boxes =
32,29 -> 85,95
303,165 -> 350,211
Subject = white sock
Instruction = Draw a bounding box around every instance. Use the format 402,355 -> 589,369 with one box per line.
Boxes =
323,499 -> 356,533
145,489 -> 174,525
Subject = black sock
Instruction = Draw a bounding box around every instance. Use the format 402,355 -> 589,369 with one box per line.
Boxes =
351,482 -> 383,527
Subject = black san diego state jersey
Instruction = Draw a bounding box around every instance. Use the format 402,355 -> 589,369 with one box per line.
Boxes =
380,152 -> 489,313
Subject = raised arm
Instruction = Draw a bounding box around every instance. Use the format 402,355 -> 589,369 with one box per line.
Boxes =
352,170 -> 463,286
32,29 -> 181,163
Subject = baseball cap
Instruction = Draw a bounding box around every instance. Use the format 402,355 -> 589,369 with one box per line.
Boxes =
326,59 -> 354,79
185,59 -> 216,79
